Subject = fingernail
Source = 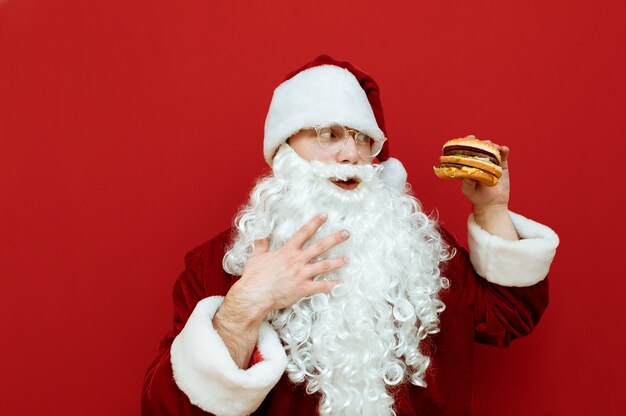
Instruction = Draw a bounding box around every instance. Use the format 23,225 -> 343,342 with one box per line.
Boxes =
341,230 -> 350,238
342,256 -> 350,264
319,213 -> 328,220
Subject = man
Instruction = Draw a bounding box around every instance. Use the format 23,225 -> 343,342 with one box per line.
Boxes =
142,55 -> 559,416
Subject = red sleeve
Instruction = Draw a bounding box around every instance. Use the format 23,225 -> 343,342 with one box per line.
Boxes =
141,230 -> 235,416
439,227 -> 550,348
250,347 -> 265,367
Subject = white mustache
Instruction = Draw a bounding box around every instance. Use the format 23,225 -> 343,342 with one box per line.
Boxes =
309,160 -> 382,183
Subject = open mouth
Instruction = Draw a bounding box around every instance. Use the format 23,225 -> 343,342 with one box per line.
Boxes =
330,177 -> 361,190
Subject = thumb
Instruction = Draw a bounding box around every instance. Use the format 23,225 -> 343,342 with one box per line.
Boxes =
461,178 -> 478,195
251,239 -> 270,256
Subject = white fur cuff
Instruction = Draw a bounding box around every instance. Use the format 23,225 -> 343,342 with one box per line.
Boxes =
468,211 -> 560,287
170,296 -> 287,416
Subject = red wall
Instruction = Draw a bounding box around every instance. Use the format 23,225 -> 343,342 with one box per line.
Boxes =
1,1 -> 623,414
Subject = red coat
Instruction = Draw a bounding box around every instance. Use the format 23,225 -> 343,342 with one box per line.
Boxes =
142,225 -> 550,416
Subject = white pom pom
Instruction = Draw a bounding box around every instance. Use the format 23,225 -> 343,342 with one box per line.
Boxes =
380,158 -> 407,191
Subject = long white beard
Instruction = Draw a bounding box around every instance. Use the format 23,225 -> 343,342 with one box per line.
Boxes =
224,144 -> 452,416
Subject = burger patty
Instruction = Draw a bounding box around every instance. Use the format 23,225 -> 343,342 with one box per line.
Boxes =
443,146 -> 500,165
439,162 -> 487,170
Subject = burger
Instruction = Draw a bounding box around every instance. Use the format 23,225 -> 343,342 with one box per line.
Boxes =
433,137 -> 503,186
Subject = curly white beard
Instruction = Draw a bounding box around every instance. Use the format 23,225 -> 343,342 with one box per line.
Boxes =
224,144 -> 452,416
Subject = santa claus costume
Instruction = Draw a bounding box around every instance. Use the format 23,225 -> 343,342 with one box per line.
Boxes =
142,55 -> 559,416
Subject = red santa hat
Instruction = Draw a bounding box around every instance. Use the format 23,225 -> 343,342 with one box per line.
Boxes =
264,54 -> 391,164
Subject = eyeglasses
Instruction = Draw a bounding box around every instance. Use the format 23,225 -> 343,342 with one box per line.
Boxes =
301,123 -> 387,159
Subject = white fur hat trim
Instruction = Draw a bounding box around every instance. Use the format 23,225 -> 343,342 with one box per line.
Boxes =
264,65 -> 385,164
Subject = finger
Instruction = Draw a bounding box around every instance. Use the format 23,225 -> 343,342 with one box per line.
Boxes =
464,134 -> 476,139
305,256 -> 349,277
499,146 -> 510,164
289,213 -> 328,249
303,279 -> 340,297
302,230 -> 350,261
251,239 -> 269,256
483,138 -> 505,150
461,178 -> 478,191
461,178 -> 479,195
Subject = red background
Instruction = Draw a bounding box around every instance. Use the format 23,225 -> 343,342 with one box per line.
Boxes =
1,0 -> 624,414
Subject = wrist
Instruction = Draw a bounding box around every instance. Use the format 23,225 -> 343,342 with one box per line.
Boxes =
473,203 -> 509,219
212,296 -> 264,370
217,285 -> 269,331
471,205 -> 519,241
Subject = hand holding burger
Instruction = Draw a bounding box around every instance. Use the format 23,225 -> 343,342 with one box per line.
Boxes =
435,135 -> 517,240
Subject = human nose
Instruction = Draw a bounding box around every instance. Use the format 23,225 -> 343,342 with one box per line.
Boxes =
336,135 -> 360,164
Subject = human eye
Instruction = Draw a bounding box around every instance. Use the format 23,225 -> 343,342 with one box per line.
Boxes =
355,133 -> 372,146
329,125 -> 345,141
318,127 -> 333,141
